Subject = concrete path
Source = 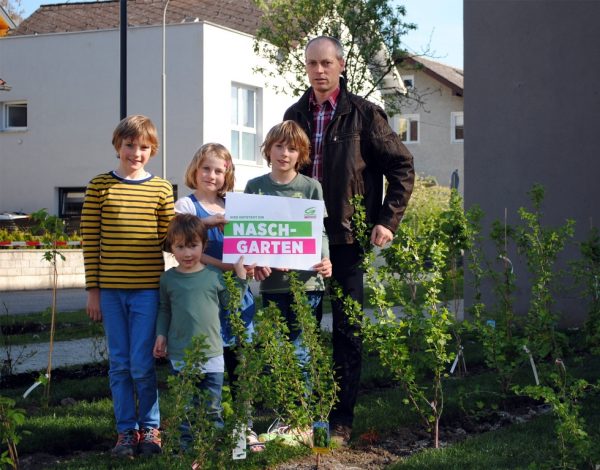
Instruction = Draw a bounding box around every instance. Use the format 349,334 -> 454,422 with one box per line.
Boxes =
1,337 -> 107,375
0,288 -> 87,315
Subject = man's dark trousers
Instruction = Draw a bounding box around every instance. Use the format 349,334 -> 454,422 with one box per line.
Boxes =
329,243 -> 364,427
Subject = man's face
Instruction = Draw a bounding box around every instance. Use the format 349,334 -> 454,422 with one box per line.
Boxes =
305,39 -> 345,99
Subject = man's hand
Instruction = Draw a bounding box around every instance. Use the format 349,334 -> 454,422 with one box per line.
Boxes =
312,257 -> 332,278
153,335 -> 168,358
86,288 -> 102,322
370,224 -> 394,247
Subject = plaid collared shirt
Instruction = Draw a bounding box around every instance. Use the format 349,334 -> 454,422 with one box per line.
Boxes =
309,87 -> 340,182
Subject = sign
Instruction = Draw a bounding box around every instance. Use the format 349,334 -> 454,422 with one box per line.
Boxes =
222,192 -> 324,270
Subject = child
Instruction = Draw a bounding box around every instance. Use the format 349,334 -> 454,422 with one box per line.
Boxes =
174,143 -> 255,389
81,114 -> 174,457
244,120 -> 332,369
153,214 -> 248,448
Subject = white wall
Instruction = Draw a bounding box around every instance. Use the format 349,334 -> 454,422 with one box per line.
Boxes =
0,21 -> 297,214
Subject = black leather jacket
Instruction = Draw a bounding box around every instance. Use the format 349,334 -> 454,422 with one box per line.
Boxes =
284,81 -> 415,245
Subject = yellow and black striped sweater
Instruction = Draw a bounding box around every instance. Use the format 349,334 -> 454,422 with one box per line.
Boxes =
81,171 -> 174,290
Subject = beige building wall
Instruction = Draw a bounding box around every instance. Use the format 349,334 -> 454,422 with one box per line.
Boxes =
392,68 -> 463,190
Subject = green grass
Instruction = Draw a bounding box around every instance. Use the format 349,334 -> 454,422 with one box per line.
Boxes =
5,347 -> 600,469
392,397 -> 600,469
0,309 -> 103,345
5,295 -> 600,469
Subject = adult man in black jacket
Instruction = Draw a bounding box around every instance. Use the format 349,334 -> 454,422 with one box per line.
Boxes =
284,36 -> 415,444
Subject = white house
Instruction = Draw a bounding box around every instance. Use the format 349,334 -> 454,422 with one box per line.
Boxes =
0,0 -> 296,219
393,56 -> 464,190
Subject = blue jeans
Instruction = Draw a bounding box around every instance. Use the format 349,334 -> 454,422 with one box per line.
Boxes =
101,288 -> 160,433
177,371 -> 224,449
261,291 -> 323,369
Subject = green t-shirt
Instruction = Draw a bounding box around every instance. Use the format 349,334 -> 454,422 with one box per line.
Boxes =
244,173 -> 329,294
156,265 -> 246,361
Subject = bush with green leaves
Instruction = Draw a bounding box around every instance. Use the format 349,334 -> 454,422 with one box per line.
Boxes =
515,360 -> 596,469
0,395 -> 26,469
30,208 -> 70,405
246,272 -> 337,437
342,195 -> 457,448
466,207 -> 526,395
572,227 -> 600,353
514,184 -> 575,361
164,335 -> 233,468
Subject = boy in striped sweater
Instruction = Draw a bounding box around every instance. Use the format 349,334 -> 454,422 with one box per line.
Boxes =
81,115 -> 174,457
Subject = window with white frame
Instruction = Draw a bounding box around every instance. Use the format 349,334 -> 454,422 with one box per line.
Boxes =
2,102 -> 27,130
402,75 -> 415,89
451,112 -> 464,142
397,114 -> 419,143
231,84 -> 259,162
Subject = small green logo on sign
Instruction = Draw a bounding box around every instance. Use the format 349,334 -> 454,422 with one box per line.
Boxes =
304,207 -> 317,218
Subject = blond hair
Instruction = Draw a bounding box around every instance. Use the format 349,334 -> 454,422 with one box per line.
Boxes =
112,114 -> 159,156
261,121 -> 311,170
184,143 -> 235,198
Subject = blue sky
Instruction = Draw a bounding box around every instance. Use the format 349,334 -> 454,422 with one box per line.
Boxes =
19,0 -> 463,68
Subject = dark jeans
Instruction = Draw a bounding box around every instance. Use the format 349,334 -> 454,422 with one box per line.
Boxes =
329,243 -> 364,428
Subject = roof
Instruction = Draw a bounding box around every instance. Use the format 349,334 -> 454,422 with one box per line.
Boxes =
11,0 -> 262,37
0,78 -> 12,91
399,56 -> 463,95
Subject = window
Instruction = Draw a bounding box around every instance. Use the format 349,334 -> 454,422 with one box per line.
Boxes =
398,114 -> 419,143
2,102 -> 27,130
451,112 -> 464,142
231,84 -> 259,162
402,75 -> 415,89
58,185 -> 178,219
59,188 -> 86,218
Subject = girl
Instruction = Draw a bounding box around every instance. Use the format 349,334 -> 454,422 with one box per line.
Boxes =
175,144 -> 255,390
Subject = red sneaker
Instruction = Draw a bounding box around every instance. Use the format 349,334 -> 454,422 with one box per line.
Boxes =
138,427 -> 162,455
111,429 -> 140,457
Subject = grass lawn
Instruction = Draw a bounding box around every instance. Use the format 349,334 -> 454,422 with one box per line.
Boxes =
0,309 -> 103,345
2,342 -> 598,469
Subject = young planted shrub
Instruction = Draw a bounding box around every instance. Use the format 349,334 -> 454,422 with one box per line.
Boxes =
0,395 -> 26,469
467,210 -> 527,395
225,271 -> 337,448
514,184 -> 575,361
29,208 -> 68,404
572,227 -> 600,354
515,360 -> 596,469
343,195 -> 456,448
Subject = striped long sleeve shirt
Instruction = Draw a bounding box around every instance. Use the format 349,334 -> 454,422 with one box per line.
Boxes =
81,171 -> 174,290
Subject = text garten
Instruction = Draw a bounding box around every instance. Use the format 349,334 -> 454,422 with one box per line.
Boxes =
223,237 -> 317,255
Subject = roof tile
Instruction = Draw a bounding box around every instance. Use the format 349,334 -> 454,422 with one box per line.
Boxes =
12,0 -> 262,36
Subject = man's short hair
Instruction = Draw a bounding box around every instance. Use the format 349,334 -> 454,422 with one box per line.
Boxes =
305,36 -> 344,60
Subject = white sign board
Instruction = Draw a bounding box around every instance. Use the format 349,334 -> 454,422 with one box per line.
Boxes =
222,192 -> 324,270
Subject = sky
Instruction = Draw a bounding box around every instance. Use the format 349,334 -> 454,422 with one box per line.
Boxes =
18,0 -> 463,69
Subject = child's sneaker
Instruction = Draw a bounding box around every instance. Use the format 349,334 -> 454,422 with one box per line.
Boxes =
111,429 -> 140,457
138,427 -> 162,455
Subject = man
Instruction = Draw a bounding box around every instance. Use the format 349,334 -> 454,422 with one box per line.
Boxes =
284,36 -> 415,445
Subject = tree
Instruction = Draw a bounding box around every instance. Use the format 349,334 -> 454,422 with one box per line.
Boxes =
1,0 -> 24,25
253,0 -> 417,113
